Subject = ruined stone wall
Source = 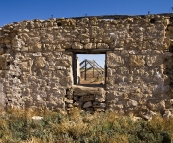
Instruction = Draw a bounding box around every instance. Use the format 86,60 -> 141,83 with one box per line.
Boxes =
0,14 -> 173,118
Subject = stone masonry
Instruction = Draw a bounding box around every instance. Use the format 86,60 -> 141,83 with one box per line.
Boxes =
0,14 -> 173,118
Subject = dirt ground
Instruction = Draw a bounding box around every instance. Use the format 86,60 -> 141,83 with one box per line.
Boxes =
80,70 -> 104,84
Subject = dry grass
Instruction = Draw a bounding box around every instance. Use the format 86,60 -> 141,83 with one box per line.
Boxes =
0,108 -> 172,143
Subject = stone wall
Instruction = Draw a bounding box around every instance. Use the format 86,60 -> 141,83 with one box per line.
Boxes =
0,14 -> 173,118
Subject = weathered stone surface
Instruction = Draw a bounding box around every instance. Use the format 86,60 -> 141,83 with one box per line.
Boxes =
147,100 -> 165,111
146,55 -> 163,66
34,57 -> 46,68
73,86 -> 104,96
126,99 -> 138,107
12,35 -> 22,51
163,110 -> 172,119
79,95 -> 95,102
84,43 -> 96,49
107,68 -> 112,77
129,55 -> 145,66
141,111 -> 156,120
32,116 -> 43,120
72,42 -> 83,49
0,92 -> 5,110
0,56 -> 7,70
59,77 -> 72,87
97,43 -> 109,49
0,14 -> 172,118
168,25 -> 173,31
107,52 -> 124,67
93,102 -> 106,108
83,101 -> 92,108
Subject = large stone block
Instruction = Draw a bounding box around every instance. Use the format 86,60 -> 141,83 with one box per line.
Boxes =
145,55 -> 163,66
147,99 -> 165,111
83,101 -> 92,108
73,86 -> 104,96
56,59 -> 72,67
79,95 -> 95,102
97,43 -> 109,49
107,52 -> 124,67
129,55 -> 145,66
72,42 -> 83,49
107,68 -> 112,77
90,26 -> 103,38
34,57 -> 46,68
102,36 -> 113,44
84,43 -> 96,49
20,62 -> 30,72
93,102 -> 106,108
61,42 -> 72,49
126,99 -> 138,107
12,35 -> 22,51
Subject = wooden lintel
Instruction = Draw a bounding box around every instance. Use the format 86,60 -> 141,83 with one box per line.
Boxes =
65,48 -> 113,54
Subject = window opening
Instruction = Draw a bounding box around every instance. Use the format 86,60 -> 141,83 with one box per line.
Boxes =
74,54 -> 105,86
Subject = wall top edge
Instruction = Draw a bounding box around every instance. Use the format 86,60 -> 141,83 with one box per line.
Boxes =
68,13 -> 173,19
0,13 -> 173,28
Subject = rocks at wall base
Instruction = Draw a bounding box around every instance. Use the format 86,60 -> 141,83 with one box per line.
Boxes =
65,86 -> 106,112
83,101 -> 92,108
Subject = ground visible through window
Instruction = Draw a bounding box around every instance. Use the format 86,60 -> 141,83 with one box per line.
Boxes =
77,54 -> 105,86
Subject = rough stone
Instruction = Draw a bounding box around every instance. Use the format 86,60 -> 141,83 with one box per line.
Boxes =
32,116 -> 43,120
84,43 -> 96,49
83,101 -> 92,108
97,43 -> 109,49
72,42 -> 83,49
129,55 -> 145,66
163,110 -> 172,118
0,14 -> 172,118
0,92 -> 5,110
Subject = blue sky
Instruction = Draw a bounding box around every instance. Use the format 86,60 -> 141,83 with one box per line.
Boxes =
0,0 -> 173,67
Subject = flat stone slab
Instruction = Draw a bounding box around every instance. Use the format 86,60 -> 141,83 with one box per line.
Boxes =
72,85 -> 105,96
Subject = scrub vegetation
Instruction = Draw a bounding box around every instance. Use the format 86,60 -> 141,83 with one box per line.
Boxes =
0,108 -> 172,143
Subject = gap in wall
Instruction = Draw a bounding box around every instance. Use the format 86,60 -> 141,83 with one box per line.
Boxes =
76,54 -> 105,86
